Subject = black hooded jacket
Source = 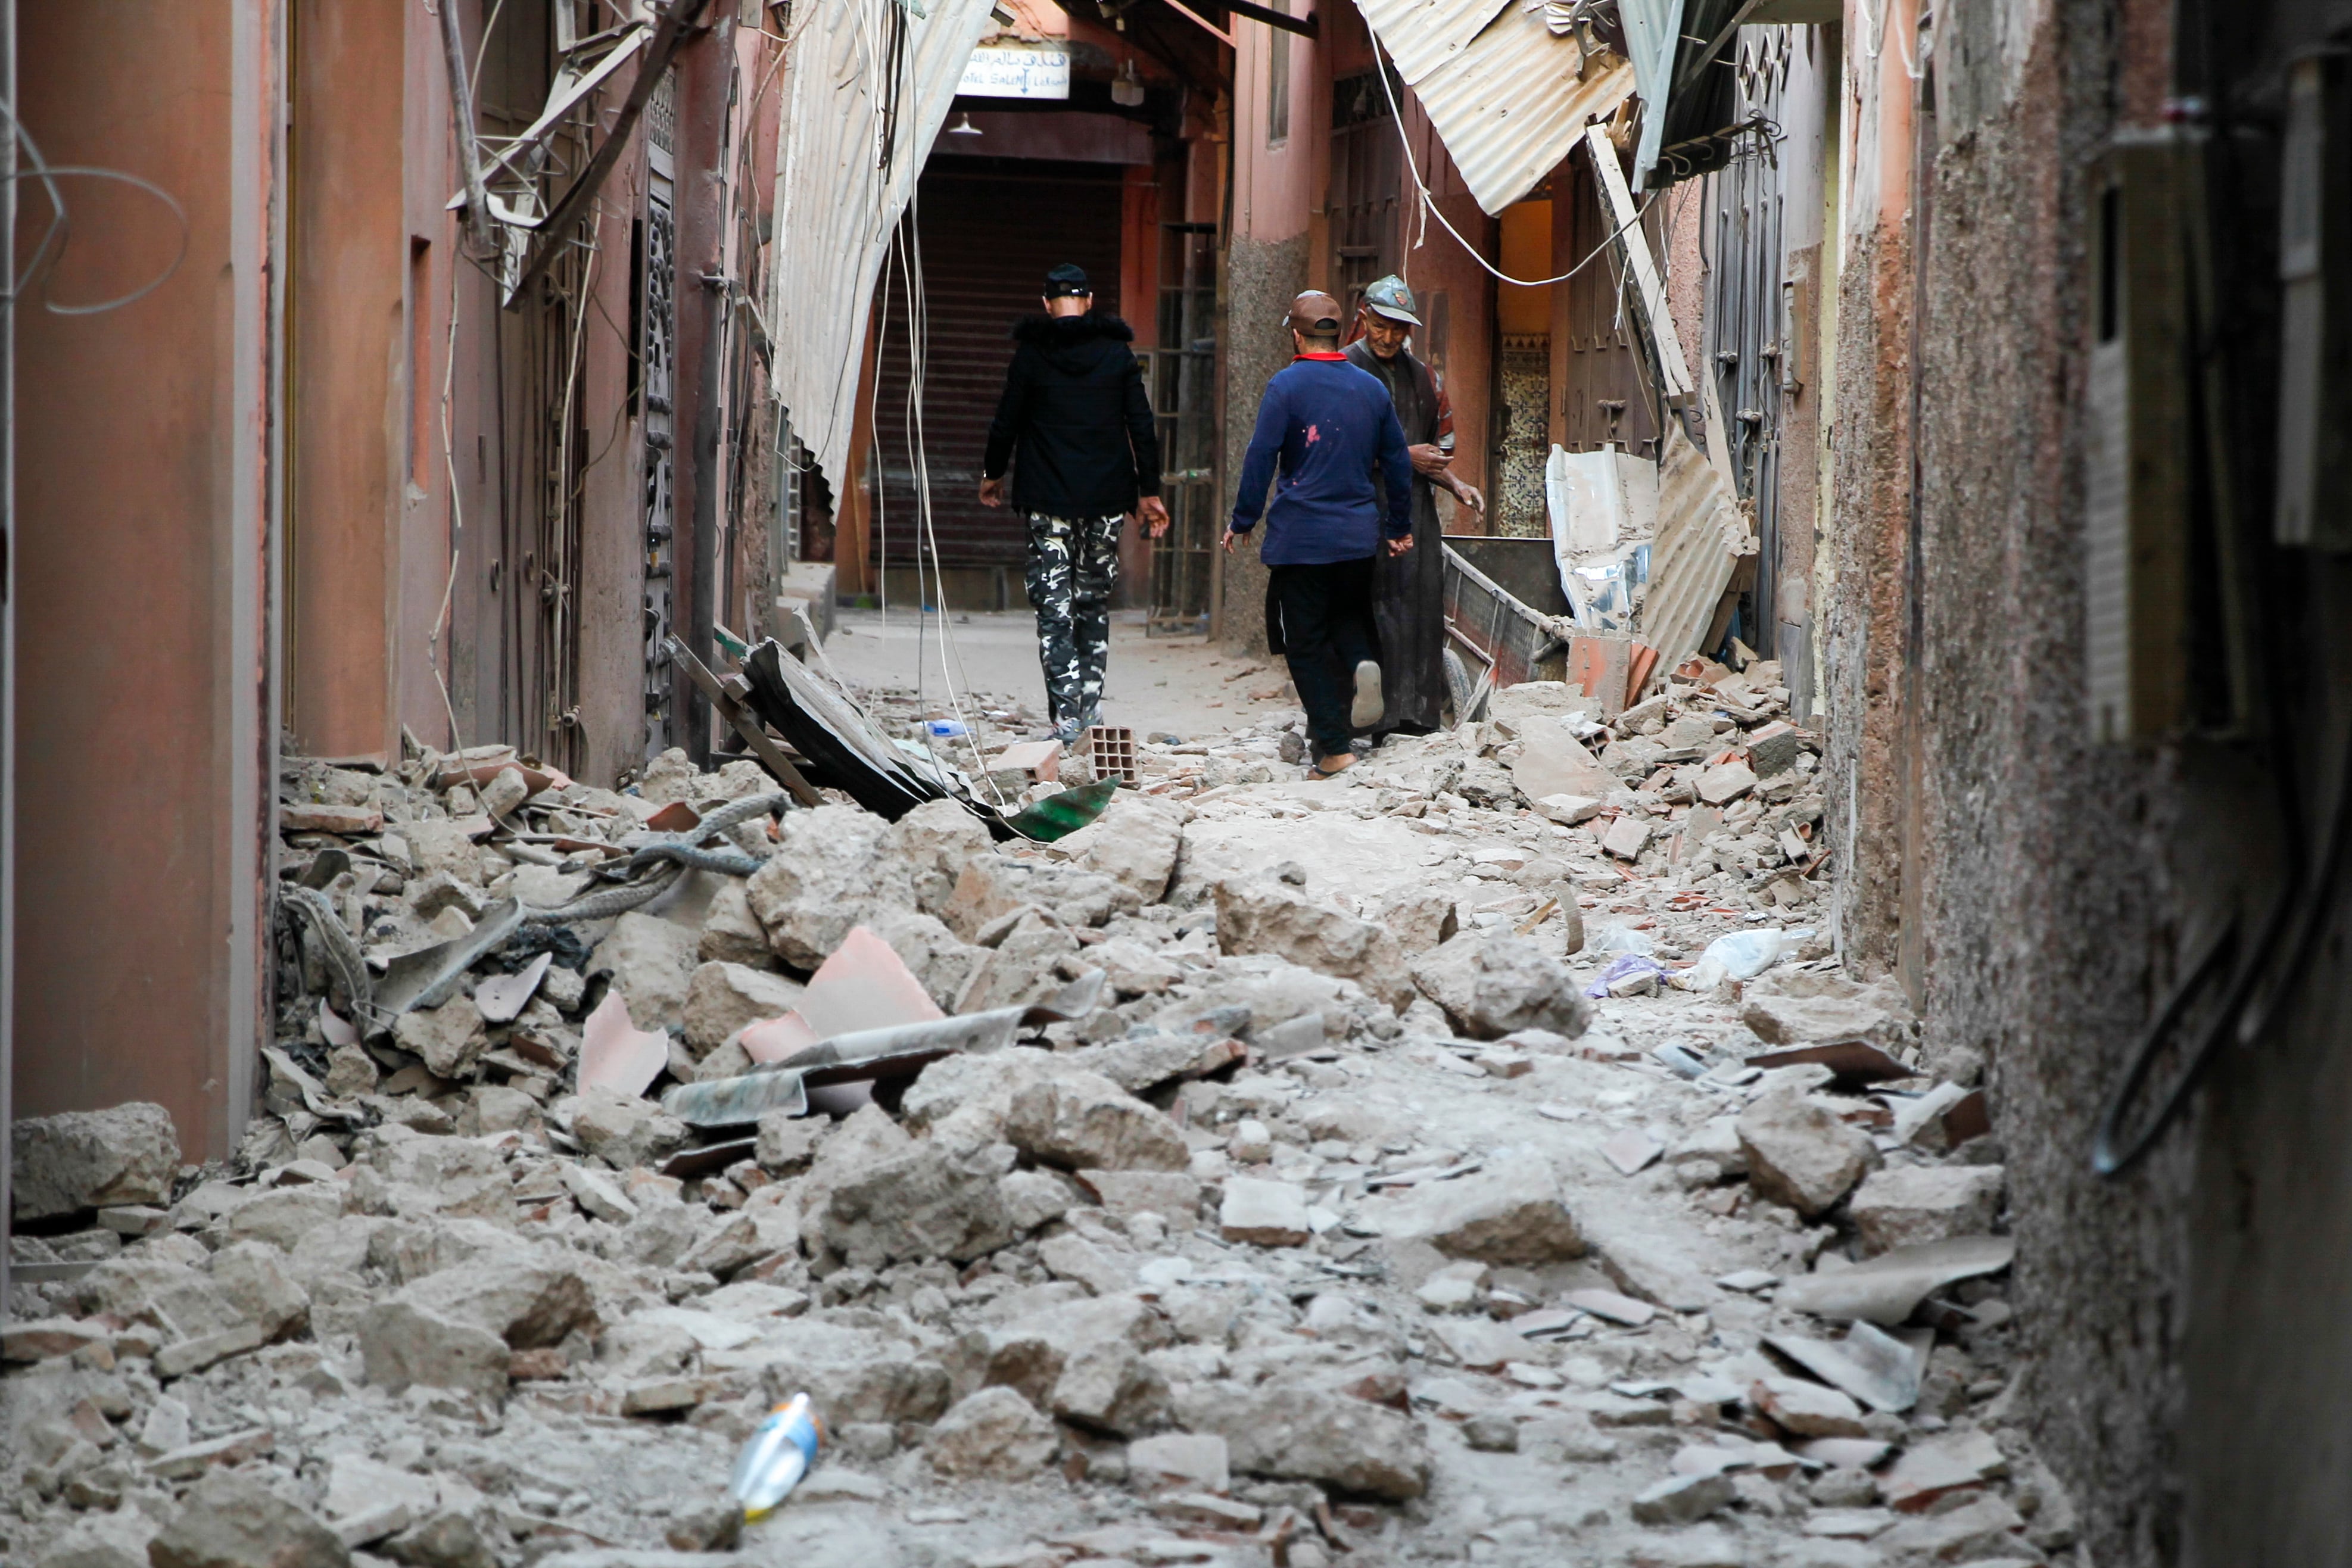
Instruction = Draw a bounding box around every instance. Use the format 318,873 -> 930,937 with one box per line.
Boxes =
982,311 -> 1161,519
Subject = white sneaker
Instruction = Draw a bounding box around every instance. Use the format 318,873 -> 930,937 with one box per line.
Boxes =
1350,660 -> 1384,729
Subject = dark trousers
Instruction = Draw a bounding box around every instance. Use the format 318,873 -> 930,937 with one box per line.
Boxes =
1267,556 -> 1380,757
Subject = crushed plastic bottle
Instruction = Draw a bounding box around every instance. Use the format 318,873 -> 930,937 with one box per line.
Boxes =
921,719 -> 970,740
730,1393 -> 825,1522
1672,927 -> 1816,991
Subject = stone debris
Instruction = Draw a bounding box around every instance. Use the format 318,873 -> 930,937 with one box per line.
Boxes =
2,678 -> 2048,1568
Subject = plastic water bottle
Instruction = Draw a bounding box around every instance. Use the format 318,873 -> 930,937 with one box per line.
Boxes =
730,1394 -> 825,1522
922,718 -> 970,740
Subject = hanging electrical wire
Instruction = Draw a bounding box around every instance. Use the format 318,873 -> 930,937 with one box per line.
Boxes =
0,103 -> 189,317
1367,40 -> 1652,289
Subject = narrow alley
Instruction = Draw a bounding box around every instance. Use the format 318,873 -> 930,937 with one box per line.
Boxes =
4,2 -> 2350,1567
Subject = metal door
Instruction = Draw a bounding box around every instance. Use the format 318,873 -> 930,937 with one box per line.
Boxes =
1702,27 -> 1790,653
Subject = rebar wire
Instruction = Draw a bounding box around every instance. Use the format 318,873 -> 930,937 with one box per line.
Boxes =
0,105 -> 188,317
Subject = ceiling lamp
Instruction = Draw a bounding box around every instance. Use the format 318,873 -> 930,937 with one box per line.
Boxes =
1111,58 -> 1145,108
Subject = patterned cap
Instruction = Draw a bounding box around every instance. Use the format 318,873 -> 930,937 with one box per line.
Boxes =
1362,274 -> 1421,326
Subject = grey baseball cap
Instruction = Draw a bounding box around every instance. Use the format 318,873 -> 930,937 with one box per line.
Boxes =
1362,274 -> 1421,326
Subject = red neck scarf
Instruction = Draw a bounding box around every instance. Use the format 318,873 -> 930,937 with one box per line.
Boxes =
1292,351 -> 1348,361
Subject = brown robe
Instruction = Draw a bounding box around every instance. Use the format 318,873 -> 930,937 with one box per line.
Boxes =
1344,339 -> 1453,732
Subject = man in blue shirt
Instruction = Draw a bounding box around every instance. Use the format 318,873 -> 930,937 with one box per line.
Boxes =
1225,291 -> 1416,777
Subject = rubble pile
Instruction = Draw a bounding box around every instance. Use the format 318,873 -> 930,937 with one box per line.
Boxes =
5,667 -> 2077,1568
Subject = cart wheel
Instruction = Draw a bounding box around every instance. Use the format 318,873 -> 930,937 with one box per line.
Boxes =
1443,647 -> 1473,725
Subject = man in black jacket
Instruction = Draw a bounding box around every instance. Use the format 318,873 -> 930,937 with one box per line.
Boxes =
981,263 -> 1167,743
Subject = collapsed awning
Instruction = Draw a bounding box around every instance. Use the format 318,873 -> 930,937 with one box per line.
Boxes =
1354,0 -> 1635,216
768,0 -> 997,495
1622,0 -> 1763,188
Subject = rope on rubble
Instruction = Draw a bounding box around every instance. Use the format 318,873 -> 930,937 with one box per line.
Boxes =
516,789 -> 796,925
282,885 -> 375,1016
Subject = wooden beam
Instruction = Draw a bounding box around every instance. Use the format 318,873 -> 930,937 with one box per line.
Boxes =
662,636 -> 825,806
1221,0 -> 1317,38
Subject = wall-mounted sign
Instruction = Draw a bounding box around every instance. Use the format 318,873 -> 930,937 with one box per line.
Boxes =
959,44 -> 1071,100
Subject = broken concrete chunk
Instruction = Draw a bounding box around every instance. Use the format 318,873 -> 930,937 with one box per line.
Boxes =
696,880 -> 777,970
1736,1092 -> 1877,1218
822,1143 -> 1014,1267
392,995 -> 491,1080
754,1110 -> 824,1174
1750,1376 -> 1869,1437
207,1241 -> 310,1340
1378,1154 -> 1584,1263
881,797 -> 998,917
1742,990 -> 1913,1052
1602,815 -> 1654,861
1219,1177 -> 1311,1247
1004,1070 -> 1189,1173
1175,1380 -> 1431,1501
1126,1432 -> 1231,1494
150,1468 -> 351,1568
924,1386 -> 1060,1479
559,1162 -> 638,1224
35,1507 -> 158,1568
356,1301 -> 511,1399
1532,793 -> 1605,826
587,911 -> 703,1030
1696,761 -> 1758,804
2,1317 -> 111,1363
223,1182 -> 343,1252
1211,878 -> 1409,1009
397,1251 -> 596,1347
1848,1164 -> 2005,1255
11,1101 -> 180,1221
1077,1169 -> 1202,1222
1047,794 -> 1185,902
1631,1470 -> 1736,1525
681,961 -> 806,1054
571,1084 -> 688,1170
1409,933 -> 1593,1041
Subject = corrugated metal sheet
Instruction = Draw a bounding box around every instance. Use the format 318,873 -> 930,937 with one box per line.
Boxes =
1640,422 -> 1753,660
768,0 -> 998,498
1354,0 -> 1634,215
1617,0 -> 1683,186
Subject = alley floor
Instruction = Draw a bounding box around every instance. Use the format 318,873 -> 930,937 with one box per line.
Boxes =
824,610 -> 1299,744
2,632 -> 2055,1568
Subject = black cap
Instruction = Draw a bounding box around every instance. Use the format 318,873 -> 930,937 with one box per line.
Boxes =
1043,263 -> 1092,298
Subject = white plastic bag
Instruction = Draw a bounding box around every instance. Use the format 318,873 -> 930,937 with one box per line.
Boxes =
1672,926 -> 1814,990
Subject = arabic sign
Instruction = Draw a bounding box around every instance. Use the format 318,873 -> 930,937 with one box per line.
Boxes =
959,44 -> 1072,99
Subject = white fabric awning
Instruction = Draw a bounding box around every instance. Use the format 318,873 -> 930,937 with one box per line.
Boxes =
769,0 -> 996,497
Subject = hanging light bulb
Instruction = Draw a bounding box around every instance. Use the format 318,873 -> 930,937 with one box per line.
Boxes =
948,111 -> 983,136
1111,58 -> 1145,108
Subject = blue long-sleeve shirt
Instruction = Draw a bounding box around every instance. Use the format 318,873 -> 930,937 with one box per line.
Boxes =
1229,355 -> 1415,564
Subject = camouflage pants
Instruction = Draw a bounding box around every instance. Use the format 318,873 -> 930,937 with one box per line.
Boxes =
1023,511 -> 1122,729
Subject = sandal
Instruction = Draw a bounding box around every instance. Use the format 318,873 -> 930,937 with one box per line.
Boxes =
1311,753 -> 1356,777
